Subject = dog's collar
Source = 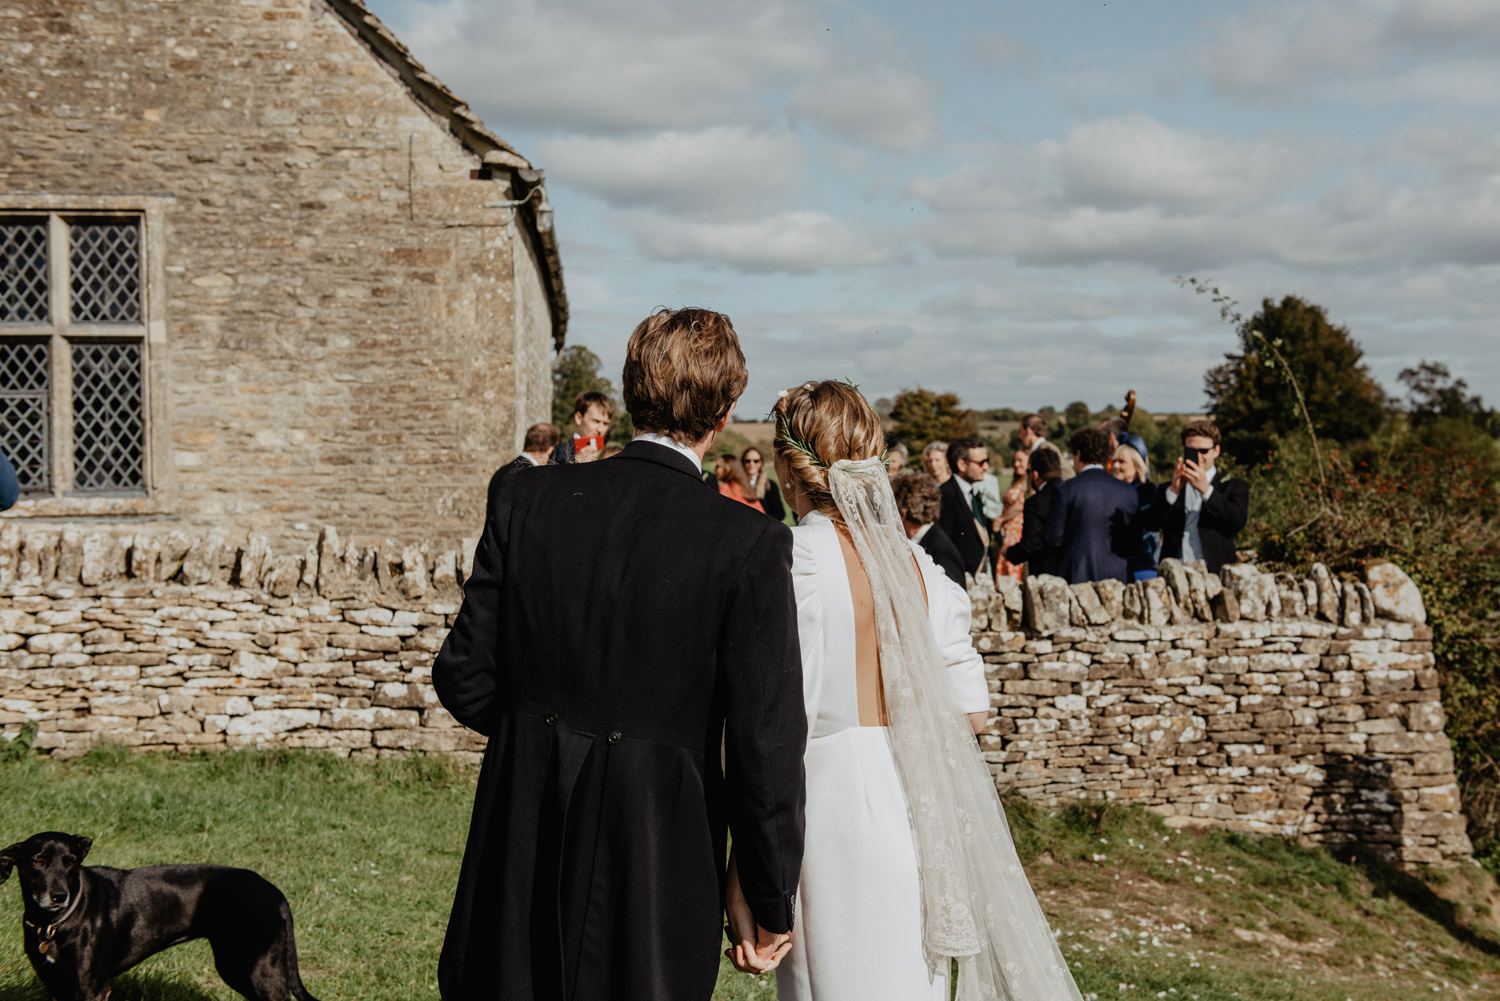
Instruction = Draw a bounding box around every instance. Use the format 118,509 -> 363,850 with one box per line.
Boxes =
24,888 -> 83,943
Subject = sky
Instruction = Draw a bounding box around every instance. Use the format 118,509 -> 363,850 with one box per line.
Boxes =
368,0 -> 1500,419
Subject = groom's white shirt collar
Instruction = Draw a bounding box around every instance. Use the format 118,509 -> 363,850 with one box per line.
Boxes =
632,432 -> 702,471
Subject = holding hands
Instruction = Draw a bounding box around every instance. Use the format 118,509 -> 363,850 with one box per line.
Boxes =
724,854 -> 792,975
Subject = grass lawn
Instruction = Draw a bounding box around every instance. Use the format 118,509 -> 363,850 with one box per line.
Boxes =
1,749 -> 1497,1001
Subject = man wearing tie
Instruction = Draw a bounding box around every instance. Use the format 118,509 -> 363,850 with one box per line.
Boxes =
936,435 -> 991,578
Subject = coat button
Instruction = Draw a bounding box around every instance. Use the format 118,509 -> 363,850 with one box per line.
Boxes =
607,731 -> 622,744
544,714 -> 559,726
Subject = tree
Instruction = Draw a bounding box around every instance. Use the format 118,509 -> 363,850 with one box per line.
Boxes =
551,346 -> 613,428
1062,401 -> 1093,435
1204,295 -> 1385,466
1399,361 -> 1497,433
888,388 -> 977,448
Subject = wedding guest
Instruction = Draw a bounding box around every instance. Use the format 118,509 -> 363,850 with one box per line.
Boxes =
0,451 -> 18,511
975,455 -> 1005,569
1111,443 -> 1160,573
1003,446 -> 1063,576
891,471 -> 966,587
1017,414 -> 1067,471
885,439 -> 908,476
992,449 -> 1029,581
742,446 -> 786,522
486,422 -> 559,523
716,453 -> 767,514
1146,420 -> 1249,574
549,389 -> 614,464
921,440 -> 951,485
937,436 -> 990,577
1043,427 -> 1140,584
1101,415 -> 1149,467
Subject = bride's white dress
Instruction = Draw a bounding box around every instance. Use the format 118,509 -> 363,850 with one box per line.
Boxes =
776,510 -> 990,1001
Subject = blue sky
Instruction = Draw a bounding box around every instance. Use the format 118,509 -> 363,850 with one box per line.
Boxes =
369,0 -> 1500,418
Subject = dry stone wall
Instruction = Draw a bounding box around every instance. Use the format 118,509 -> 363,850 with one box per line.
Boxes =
971,558 -> 1471,865
0,524 -> 1473,865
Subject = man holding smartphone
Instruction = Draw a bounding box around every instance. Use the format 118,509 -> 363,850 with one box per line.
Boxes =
1146,420 -> 1249,574
550,390 -> 614,464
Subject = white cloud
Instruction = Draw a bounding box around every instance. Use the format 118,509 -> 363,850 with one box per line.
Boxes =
787,62 -> 940,153
1052,113 -> 1318,213
1202,0 -> 1500,103
396,0 -> 827,134
910,111 -> 1500,274
1202,1 -> 1387,101
628,211 -> 905,274
535,128 -> 805,216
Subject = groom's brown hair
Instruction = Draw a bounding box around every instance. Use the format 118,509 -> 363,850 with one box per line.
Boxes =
622,308 -> 748,443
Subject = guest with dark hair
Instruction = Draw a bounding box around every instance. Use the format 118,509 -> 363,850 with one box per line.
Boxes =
0,451 -> 19,511
549,390 -> 614,464
486,422 -> 560,522
1043,427 -> 1140,584
741,446 -> 786,522
892,471 -> 966,588
937,435 -> 991,576
993,449 -> 1029,582
1146,420 -> 1249,574
1003,446 -> 1062,577
715,453 -> 766,513
1018,413 -> 1071,483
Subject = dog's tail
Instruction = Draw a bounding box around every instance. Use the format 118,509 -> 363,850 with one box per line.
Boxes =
280,896 -> 322,1001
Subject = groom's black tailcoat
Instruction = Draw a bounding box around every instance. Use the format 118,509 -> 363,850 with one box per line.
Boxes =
434,439 -> 807,1001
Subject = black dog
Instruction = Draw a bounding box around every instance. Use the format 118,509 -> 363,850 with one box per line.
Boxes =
1,832 -> 320,1001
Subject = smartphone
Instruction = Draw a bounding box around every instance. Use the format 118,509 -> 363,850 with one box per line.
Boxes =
574,435 -> 604,453
1183,446 -> 1202,466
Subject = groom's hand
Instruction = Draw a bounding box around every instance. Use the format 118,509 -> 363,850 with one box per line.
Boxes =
725,923 -> 792,975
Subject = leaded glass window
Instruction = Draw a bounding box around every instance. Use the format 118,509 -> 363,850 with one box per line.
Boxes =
0,212 -> 150,498
0,219 -> 49,323
0,339 -> 50,493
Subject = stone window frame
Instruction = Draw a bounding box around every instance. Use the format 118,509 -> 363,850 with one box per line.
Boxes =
0,193 -> 173,518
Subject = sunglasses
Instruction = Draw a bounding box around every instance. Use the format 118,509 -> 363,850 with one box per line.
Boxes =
744,457 -> 762,464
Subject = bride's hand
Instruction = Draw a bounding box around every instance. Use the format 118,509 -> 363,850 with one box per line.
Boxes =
724,853 -> 793,974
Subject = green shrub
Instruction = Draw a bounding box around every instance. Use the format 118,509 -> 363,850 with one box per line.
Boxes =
1244,430 -> 1500,870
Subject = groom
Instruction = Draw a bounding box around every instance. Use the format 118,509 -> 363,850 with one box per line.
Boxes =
433,308 -> 807,1000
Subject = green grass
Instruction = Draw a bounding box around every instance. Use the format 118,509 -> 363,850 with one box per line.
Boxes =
1,751 -> 1497,1000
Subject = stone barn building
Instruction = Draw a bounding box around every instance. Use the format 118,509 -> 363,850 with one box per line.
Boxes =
0,0 -> 566,547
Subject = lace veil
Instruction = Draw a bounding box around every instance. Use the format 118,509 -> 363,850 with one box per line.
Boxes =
826,458 -> 1084,1001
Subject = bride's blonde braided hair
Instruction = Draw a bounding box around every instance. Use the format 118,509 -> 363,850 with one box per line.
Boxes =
772,381 -> 886,516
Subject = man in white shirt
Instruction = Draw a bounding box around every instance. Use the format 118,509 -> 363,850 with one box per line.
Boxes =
936,436 -> 991,575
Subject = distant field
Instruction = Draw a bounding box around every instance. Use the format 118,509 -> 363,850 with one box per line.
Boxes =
1,750 -> 1497,1001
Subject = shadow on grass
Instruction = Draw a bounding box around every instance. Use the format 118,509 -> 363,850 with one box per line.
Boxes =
1354,851 -> 1500,960
0,971 -> 222,1001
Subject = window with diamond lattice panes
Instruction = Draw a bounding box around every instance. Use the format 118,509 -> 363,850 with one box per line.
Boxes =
0,339 -> 51,493
0,209 -> 153,503
70,219 -> 141,324
0,218 -> 50,323
71,341 -> 145,492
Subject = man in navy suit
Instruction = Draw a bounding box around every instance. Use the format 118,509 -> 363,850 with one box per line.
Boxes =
1044,427 -> 1140,584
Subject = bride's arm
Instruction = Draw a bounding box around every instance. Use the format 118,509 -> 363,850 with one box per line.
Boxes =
936,575 -> 993,735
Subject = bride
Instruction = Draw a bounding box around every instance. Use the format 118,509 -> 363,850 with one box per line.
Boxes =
726,381 -> 1084,1001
